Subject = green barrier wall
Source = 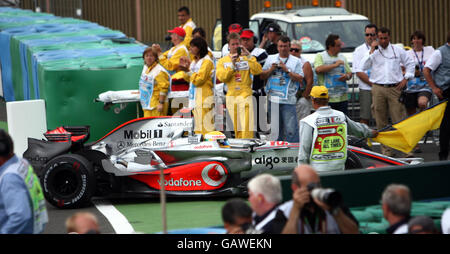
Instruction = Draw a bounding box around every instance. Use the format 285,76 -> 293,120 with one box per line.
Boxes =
280,160 -> 450,207
2,8 -> 145,142
38,66 -> 142,141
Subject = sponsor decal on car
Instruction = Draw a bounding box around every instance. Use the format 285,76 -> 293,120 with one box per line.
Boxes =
254,155 -> 298,169
129,161 -> 228,191
123,129 -> 163,139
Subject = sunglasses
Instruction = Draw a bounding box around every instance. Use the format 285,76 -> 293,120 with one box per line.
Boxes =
290,48 -> 300,52
365,33 -> 376,37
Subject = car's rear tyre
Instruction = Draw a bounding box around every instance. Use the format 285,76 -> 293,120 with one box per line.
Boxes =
41,154 -> 96,209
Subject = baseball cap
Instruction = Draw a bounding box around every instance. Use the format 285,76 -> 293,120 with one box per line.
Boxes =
310,86 -> 329,99
266,23 -> 281,33
240,29 -> 254,39
228,23 -> 243,34
168,27 -> 186,38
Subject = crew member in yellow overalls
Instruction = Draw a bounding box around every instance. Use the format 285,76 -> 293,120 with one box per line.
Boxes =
139,47 -> 169,117
178,37 -> 215,135
177,6 -> 196,48
216,32 -> 262,139
152,27 -> 190,114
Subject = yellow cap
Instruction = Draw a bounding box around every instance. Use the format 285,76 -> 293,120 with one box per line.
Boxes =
310,86 -> 329,99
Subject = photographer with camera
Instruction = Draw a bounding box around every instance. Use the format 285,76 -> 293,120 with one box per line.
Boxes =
216,32 -> 263,139
280,165 -> 359,234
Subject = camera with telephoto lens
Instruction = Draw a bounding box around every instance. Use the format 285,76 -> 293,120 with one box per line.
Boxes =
308,183 -> 343,208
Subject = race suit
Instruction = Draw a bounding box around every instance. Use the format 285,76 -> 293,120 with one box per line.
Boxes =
181,55 -> 215,135
216,54 -> 262,139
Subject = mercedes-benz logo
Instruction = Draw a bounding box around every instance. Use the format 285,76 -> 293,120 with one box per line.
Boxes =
117,141 -> 126,149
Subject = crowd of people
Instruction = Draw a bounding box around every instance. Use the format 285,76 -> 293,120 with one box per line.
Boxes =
222,167 -> 450,234
139,6 -> 450,162
1,5 -> 450,235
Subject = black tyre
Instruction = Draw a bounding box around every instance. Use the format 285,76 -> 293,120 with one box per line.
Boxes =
41,154 -> 96,209
345,150 -> 363,170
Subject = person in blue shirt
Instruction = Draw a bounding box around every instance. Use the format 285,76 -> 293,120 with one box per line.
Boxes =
0,130 -> 48,234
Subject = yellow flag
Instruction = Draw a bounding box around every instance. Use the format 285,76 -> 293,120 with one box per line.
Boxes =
373,101 -> 447,154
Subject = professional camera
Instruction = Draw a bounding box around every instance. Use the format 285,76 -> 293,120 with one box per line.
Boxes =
309,186 -> 343,209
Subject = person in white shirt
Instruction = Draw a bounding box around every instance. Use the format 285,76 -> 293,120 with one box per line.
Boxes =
404,31 -> 435,116
290,39 -> 313,121
361,27 -> 415,157
353,24 -> 378,126
423,30 -> 450,161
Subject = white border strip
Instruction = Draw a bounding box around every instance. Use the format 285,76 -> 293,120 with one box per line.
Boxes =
93,199 -> 135,234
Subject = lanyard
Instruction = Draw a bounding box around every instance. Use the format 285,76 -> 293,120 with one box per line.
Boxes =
413,50 -> 424,71
278,55 -> 289,65
378,45 -> 397,59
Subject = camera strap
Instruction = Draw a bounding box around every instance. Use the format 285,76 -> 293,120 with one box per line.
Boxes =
300,213 -> 327,234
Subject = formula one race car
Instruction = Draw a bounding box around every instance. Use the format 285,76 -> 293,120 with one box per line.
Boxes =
23,116 -> 416,209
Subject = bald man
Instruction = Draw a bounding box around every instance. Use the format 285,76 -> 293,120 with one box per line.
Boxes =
280,165 -> 359,234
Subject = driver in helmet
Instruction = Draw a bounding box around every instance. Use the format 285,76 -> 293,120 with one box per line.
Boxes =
204,131 -> 230,148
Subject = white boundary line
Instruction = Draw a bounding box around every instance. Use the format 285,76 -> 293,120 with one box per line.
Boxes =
92,199 -> 135,234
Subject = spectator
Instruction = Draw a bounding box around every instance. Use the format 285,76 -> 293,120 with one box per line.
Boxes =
259,23 -> 282,55
353,24 -> 378,126
361,27 -> 415,157
152,27 -> 190,115
291,39 -> 313,121
66,212 -> 100,234
408,216 -> 439,234
405,31 -> 435,116
298,86 -> 377,171
441,208 -> 450,234
404,31 -> 435,153
216,32 -> 262,139
381,184 -> 412,234
280,165 -> 359,234
0,130 -> 48,234
423,30 -> 450,161
177,6 -> 196,48
221,198 -> 256,234
240,29 -> 269,133
178,37 -> 215,135
315,34 -> 353,115
139,47 -> 169,117
261,36 -> 304,142
221,23 -> 243,57
247,174 -> 286,234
